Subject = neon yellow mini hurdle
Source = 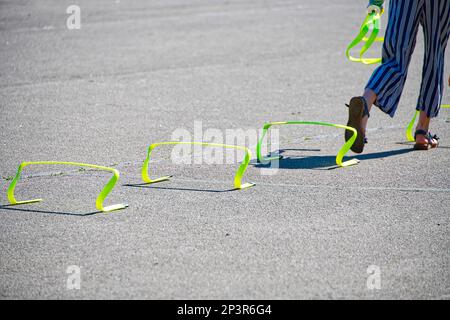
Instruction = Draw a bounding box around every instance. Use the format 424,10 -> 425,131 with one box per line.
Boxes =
7,161 -> 128,212
256,121 -> 359,167
346,12 -> 383,65
142,142 -> 255,190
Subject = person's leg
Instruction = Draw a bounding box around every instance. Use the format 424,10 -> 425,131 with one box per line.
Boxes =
346,0 -> 423,153
366,0 -> 424,116
414,0 -> 450,148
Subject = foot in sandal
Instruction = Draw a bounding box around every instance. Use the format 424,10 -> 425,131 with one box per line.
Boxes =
414,129 -> 439,150
345,96 -> 370,153
413,110 -> 439,150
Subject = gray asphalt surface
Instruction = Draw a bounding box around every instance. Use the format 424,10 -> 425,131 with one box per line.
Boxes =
0,0 -> 449,299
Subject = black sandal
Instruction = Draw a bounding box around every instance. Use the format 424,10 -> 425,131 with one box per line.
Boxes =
345,96 -> 370,153
413,129 -> 439,150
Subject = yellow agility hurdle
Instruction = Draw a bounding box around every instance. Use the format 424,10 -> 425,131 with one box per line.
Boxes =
346,12 -> 384,65
142,142 -> 255,190
256,121 -> 360,167
7,161 -> 128,212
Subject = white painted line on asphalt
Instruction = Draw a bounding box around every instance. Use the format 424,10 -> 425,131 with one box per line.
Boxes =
167,177 -> 450,193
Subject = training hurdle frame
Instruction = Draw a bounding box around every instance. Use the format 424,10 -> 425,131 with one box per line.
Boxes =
141,142 -> 255,190
346,12 -> 383,65
256,121 -> 359,167
6,161 -> 128,212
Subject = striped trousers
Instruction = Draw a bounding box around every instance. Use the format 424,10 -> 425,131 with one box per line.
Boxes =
366,0 -> 450,118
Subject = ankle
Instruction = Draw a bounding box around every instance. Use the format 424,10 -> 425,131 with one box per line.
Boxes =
362,89 -> 376,110
415,127 -> 428,133
415,125 -> 429,134
417,111 -> 431,132
361,115 -> 369,133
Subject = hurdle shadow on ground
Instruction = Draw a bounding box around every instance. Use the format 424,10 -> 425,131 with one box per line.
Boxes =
252,148 -> 413,170
396,142 -> 450,149
123,183 -> 236,193
0,204 -> 99,216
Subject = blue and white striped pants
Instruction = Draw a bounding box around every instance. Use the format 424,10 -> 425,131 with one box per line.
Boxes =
366,0 -> 450,118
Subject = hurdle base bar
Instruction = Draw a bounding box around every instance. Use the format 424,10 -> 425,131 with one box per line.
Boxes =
8,198 -> 43,205
142,175 -> 173,184
339,159 -> 360,167
236,182 -> 256,190
9,198 -> 128,213
101,203 -> 129,212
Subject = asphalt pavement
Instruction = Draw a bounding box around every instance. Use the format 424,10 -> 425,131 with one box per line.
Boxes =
0,0 -> 449,299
